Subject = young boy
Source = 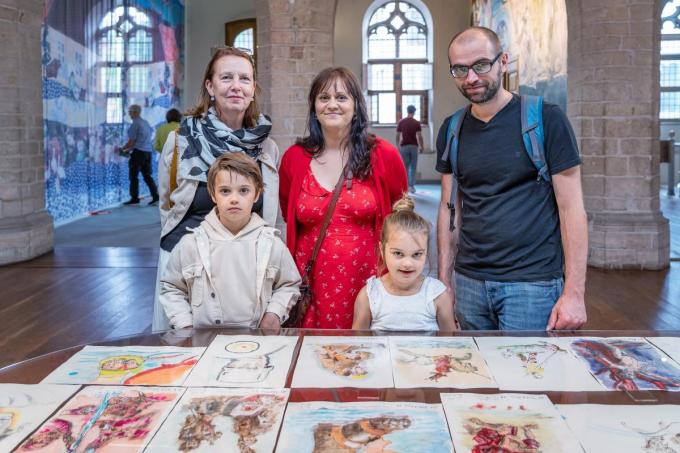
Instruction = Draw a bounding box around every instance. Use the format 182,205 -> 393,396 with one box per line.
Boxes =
160,153 -> 301,329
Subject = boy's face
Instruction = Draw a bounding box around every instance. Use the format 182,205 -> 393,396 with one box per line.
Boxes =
210,170 -> 260,233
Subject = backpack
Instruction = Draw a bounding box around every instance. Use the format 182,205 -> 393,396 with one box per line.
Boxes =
441,95 -> 550,231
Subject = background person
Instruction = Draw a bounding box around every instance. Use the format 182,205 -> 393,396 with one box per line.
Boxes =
396,105 -> 424,194
154,108 -> 182,153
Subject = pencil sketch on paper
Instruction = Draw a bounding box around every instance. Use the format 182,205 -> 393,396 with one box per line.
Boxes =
16,385 -> 183,453
146,388 -> 289,453
570,337 -> 680,391
0,384 -> 79,453
41,345 -> 204,386
276,401 -> 453,453
389,337 -> 496,388
184,335 -> 297,388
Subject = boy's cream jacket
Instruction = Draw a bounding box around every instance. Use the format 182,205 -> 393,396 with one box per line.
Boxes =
160,210 -> 301,329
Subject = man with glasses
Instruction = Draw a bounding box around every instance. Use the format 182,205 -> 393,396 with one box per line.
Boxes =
118,104 -> 159,206
436,27 -> 587,331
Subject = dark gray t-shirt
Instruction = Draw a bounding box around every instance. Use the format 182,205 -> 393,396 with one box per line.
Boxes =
436,95 -> 581,282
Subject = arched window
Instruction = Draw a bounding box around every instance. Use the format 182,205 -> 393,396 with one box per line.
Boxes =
226,19 -> 257,61
661,0 -> 680,120
363,0 -> 432,125
96,5 -> 154,124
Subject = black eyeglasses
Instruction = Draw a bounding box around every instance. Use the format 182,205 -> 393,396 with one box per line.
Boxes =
450,52 -> 503,78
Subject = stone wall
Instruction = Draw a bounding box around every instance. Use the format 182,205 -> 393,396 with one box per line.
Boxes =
567,0 -> 669,269
0,0 -> 53,264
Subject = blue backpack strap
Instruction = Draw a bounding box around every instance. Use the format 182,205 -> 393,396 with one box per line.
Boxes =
443,106 -> 468,231
520,95 -> 550,183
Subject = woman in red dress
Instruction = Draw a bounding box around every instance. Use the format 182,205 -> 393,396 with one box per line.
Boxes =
279,67 -> 407,329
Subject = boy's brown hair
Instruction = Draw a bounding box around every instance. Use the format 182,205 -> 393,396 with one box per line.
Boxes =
207,153 -> 264,198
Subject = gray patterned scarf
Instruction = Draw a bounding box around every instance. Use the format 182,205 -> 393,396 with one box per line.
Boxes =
178,107 -> 272,182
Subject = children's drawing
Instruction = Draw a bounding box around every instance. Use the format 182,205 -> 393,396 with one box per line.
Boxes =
41,345 -> 205,386
0,384 -> 79,452
389,336 -> 496,388
145,388 -> 289,453
184,335 -> 297,388
647,337 -> 680,366
292,336 -> 394,388
276,401 -> 453,453
440,393 -> 583,453
558,404 -> 680,453
569,337 -> 680,391
16,385 -> 184,452
474,337 -> 604,391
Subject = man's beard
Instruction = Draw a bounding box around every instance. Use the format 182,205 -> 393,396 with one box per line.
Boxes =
457,68 -> 502,104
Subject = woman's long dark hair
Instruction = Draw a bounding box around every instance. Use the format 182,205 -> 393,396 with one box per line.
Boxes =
297,67 -> 375,180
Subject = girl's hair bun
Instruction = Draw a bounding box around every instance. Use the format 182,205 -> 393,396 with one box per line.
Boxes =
392,194 -> 415,213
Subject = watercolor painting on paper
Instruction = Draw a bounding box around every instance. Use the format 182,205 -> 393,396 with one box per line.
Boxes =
291,336 -> 393,388
441,393 -> 583,453
146,387 -> 288,453
41,345 -> 204,386
569,337 -> 680,391
0,384 -> 79,452
184,335 -> 298,388
558,404 -> 680,453
389,336 -> 496,388
16,385 -> 184,452
474,337 -> 603,391
276,401 -> 453,453
646,337 -> 680,366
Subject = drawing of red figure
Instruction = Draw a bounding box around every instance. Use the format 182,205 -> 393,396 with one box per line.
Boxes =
572,339 -> 680,391
465,417 -> 540,453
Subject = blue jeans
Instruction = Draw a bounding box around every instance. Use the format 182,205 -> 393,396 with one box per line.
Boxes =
455,272 -> 564,331
399,144 -> 418,189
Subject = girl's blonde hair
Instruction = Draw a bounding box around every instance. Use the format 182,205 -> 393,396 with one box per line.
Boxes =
186,47 -> 261,128
380,194 -> 431,252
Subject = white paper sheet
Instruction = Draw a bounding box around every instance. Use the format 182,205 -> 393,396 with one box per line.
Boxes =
277,401 -> 453,453
646,337 -> 680,365
557,404 -> 680,453
389,336 -> 497,388
184,335 -> 298,388
440,393 -> 584,453
146,387 -> 289,453
41,345 -> 205,386
291,336 -> 394,388
0,384 -> 80,452
474,336 -> 603,391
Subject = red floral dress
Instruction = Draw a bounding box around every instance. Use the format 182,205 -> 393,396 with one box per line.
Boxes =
294,168 -> 378,329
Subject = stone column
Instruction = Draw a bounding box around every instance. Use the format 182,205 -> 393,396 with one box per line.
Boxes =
0,0 -> 53,265
567,0 -> 669,269
255,0 -> 338,151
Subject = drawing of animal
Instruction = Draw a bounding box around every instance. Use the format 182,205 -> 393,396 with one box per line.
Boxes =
312,415 -> 411,452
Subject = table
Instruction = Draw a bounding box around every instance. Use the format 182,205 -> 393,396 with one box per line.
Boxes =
2,328 -> 679,406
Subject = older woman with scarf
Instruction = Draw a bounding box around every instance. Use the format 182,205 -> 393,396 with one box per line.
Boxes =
152,47 -> 281,331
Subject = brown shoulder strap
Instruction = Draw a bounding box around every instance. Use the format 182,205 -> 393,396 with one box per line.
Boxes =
170,128 -> 179,194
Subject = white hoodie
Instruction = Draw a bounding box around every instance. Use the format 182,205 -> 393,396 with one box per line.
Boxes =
160,209 -> 301,329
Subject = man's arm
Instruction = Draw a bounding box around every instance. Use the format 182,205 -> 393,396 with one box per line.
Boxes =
437,173 -> 460,293
547,165 -> 588,330
395,131 -> 401,147
416,131 -> 424,152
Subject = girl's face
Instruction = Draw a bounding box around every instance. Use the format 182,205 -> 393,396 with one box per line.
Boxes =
382,228 -> 428,287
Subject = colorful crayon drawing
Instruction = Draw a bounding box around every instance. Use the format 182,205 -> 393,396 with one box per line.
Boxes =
389,337 -> 496,389
41,345 -> 205,386
17,385 -> 184,452
292,337 -> 394,388
184,335 -> 298,388
647,337 -> 680,366
146,388 -> 289,453
441,393 -> 583,453
276,402 -> 453,453
558,404 -> 680,453
569,337 -> 680,391
474,337 -> 603,391
0,384 -> 79,452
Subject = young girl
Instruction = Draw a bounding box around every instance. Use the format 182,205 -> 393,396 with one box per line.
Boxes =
352,196 -> 457,331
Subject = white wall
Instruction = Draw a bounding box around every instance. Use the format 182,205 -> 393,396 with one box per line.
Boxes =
184,0 -> 255,110
334,0 -> 470,181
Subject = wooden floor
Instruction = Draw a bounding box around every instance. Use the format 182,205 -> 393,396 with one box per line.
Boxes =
1,244 -> 679,369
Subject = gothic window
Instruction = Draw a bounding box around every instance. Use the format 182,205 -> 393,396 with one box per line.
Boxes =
96,6 -> 154,124
364,0 -> 432,125
226,19 -> 257,61
661,0 -> 680,120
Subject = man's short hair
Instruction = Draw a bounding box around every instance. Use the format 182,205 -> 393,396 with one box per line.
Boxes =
128,104 -> 142,114
407,105 -> 416,114
207,153 -> 264,198
448,26 -> 502,63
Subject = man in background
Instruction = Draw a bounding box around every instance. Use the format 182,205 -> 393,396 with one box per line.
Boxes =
118,104 -> 159,205
396,104 -> 424,193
